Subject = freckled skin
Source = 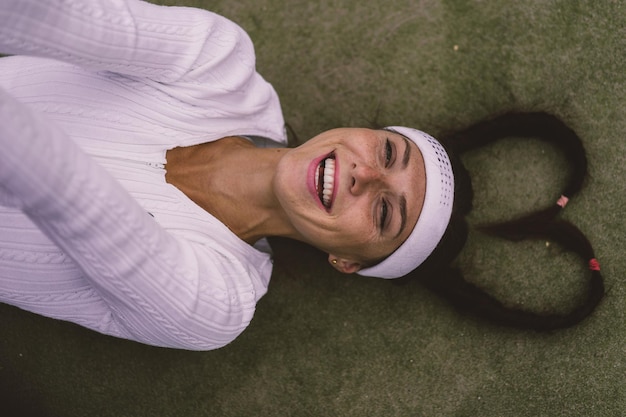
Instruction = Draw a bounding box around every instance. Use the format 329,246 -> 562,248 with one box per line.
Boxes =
273,128 -> 425,272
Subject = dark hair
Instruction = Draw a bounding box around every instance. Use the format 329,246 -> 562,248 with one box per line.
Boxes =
400,112 -> 604,331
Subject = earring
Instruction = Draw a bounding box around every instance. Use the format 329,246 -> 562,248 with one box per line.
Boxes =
332,259 -> 338,265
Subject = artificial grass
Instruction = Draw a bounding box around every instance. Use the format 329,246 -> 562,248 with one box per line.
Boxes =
1,0 -> 625,416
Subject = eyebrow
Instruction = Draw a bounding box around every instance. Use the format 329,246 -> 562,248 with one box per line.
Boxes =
393,135 -> 411,239
395,195 -> 407,239
401,135 -> 411,168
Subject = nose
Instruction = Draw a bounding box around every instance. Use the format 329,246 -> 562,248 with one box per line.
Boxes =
351,164 -> 383,195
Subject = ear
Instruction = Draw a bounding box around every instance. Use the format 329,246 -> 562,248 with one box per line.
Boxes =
328,254 -> 362,274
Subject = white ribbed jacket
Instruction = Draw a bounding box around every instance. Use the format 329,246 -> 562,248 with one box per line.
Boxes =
0,0 -> 287,350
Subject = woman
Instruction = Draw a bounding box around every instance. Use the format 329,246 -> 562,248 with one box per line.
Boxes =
0,0 -> 603,350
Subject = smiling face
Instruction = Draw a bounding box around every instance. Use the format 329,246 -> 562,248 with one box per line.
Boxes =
272,128 -> 426,272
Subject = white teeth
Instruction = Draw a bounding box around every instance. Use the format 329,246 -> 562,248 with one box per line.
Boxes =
322,158 -> 335,207
315,169 -> 320,190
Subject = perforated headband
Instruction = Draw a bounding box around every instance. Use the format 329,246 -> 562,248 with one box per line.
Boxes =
357,127 -> 454,279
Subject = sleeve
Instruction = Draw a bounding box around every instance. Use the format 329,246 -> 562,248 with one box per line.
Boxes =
0,0 -> 256,85
0,85 -> 262,351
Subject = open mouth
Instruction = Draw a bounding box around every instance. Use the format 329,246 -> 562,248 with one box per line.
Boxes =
315,154 -> 336,209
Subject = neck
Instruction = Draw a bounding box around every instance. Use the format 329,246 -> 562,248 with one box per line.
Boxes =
165,137 -> 298,244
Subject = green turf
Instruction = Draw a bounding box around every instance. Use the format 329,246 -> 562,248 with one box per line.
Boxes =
1,0 -> 625,416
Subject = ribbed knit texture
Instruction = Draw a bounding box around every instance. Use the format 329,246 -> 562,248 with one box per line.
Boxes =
0,0 -> 286,350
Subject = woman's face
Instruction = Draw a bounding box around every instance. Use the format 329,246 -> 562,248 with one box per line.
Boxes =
273,128 -> 426,273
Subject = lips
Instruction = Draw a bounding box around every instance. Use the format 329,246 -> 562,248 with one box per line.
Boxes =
315,155 -> 336,208
307,151 -> 337,212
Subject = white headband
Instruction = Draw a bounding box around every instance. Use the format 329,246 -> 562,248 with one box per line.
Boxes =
357,127 -> 454,279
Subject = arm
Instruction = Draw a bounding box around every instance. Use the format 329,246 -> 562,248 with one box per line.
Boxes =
0,0 -> 256,84
0,86 -> 264,350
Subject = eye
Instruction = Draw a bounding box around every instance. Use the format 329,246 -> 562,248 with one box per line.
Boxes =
380,198 -> 388,230
384,138 -> 394,167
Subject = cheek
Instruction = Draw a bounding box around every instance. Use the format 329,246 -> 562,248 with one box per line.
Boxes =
293,213 -> 373,255
325,214 -> 377,251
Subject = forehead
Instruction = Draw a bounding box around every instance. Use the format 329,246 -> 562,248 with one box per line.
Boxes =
391,130 -> 426,239
358,129 -> 426,261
